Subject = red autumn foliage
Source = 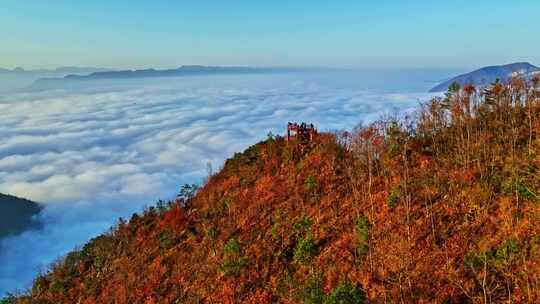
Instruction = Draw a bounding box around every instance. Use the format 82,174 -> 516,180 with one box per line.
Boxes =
159,204 -> 185,232
15,78 -> 540,303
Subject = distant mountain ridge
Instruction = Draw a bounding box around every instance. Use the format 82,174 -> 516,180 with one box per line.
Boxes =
61,65 -> 324,80
0,66 -> 116,93
30,66 -> 333,86
0,193 -> 42,240
430,62 -> 540,92
0,66 -> 113,75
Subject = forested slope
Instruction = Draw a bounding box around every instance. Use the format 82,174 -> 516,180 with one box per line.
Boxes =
16,76 -> 540,303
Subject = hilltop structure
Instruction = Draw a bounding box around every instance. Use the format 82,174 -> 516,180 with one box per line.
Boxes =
286,122 -> 317,142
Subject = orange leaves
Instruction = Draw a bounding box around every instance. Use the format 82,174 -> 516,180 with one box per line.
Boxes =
491,82 -> 505,95
419,155 -> 430,169
136,228 -> 147,245
463,83 -> 476,96
143,297 -> 157,304
21,86 -> 540,304
330,233 -> 355,262
220,175 -> 240,192
532,74 -> 540,88
450,102 -> 463,119
220,280 -> 237,304
245,289 -> 273,304
358,126 -> 376,141
449,168 -> 476,185
255,175 -> 277,202
82,299 -> 98,304
510,74 -> 526,92
159,204 -> 185,232
357,126 -> 385,149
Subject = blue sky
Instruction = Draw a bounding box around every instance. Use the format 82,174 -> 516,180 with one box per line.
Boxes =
2,0 -> 539,69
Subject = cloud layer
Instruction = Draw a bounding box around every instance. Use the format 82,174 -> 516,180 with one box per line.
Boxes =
0,71 -> 438,295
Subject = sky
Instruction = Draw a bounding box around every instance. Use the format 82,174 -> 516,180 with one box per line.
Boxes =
2,0 -> 540,70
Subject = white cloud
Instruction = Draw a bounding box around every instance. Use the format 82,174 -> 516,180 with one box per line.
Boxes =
0,72 -> 438,296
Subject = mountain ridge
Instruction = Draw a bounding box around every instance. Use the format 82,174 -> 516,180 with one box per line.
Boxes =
36,66 -> 334,82
0,66 -> 113,75
27,66 -> 335,90
430,62 -> 539,92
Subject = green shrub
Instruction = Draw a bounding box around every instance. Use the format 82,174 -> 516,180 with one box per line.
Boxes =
216,196 -> 233,215
294,235 -> 316,265
464,251 -> 489,271
531,236 -> 540,254
516,183 -> 539,201
64,250 -> 84,274
448,81 -> 461,93
294,216 -> 313,234
156,199 -> 168,213
219,257 -> 247,277
271,221 -> 281,241
302,278 -> 366,304
49,279 -> 65,294
464,239 -> 520,273
488,172 -> 503,191
386,121 -> 403,157
92,255 -> 105,269
302,274 -> 325,304
356,215 -> 371,257
325,282 -> 366,304
206,226 -> 218,243
158,230 -> 174,250
495,238 -> 519,262
304,175 -> 321,203
305,175 -> 318,192
224,237 -> 241,255
178,183 -> 199,200
0,295 -> 15,304
387,188 -> 400,209
220,237 -> 246,277
503,178 -> 539,201
356,216 -> 370,242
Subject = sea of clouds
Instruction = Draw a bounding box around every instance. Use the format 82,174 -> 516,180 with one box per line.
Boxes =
0,70 -> 448,295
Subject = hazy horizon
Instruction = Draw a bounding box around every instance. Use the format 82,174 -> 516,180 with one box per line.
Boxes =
3,1 -> 540,70
1,64 -> 477,72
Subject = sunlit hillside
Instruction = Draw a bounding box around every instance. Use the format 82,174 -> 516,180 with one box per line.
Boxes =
14,76 -> 540,303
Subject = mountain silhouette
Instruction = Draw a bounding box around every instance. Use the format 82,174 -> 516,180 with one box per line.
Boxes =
430,62 -> 539,92
0,193 -> 42,240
